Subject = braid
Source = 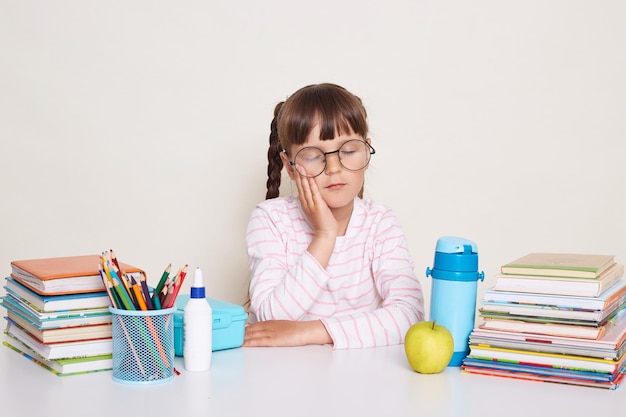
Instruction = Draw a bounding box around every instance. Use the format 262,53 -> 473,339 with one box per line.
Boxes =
265,102 -> 284,199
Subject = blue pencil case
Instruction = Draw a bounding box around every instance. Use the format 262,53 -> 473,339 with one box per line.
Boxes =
173,295 -> 248,355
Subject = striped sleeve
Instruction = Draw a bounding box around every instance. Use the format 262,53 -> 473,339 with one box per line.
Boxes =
321,207 -> 425,349
246,202 -> 331,321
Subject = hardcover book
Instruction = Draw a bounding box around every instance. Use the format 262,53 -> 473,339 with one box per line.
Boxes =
3,338 -> 112,376
481,280 -> 626,311
1,294 -> 111,329
467,344 -> 625,374
5,313 -> 112,343
470,308 -> 626,359
469,333 -> 626,360
462,359 -> 625,390
10,254 -> 144,295
4,277 -> 111,312
4,320 -> 112,360
492,263 -> 624,297
479,316 -> 611,340
478,301 -> 623,325
500,253 -> 615,279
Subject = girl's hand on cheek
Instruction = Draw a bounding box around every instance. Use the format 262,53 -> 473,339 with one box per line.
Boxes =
295,165 -> 337,239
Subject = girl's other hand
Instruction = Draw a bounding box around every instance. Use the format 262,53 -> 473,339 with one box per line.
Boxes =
243,319 -> 333,347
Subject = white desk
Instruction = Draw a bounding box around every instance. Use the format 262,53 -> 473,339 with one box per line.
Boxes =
0,340 -> 623,417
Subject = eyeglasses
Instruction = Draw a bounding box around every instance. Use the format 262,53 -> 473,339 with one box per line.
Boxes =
286,139 -> 376,178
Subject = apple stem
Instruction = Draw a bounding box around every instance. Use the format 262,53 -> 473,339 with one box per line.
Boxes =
432,320 -> 436,330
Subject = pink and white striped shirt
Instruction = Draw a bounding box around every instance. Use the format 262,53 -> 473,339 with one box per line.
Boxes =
246,196 -> 425,349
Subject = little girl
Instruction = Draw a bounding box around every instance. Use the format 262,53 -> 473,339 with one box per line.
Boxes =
244,83 -> 424,349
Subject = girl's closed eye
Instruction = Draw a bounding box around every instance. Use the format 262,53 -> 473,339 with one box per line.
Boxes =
305,154 -> 323,163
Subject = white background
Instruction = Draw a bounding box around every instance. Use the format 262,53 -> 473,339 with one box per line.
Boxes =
1,1 -> 624,313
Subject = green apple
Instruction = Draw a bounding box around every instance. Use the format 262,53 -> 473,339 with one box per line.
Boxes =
404,320 -> 454,374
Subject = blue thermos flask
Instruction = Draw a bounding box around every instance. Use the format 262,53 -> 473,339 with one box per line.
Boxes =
426,236 -> 484,366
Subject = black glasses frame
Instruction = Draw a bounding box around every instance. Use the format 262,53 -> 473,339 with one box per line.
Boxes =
286,139 -> 376,178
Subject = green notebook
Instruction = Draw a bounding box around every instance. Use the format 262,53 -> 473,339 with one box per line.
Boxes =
501,253 -> 615,279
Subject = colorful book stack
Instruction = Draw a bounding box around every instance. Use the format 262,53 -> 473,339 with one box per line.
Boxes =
1,253 -> 144,376
461,252 -> 626,390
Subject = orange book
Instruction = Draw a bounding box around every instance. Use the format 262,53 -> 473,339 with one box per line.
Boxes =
10,254 -> 144,296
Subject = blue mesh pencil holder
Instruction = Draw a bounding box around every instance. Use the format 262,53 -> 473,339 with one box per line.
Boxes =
110,306 -> 176,384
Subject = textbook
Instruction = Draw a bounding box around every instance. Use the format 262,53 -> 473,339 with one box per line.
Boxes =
500,253 -> 615,279
4,277 -> 111,312
5,313 -> 112,343
466,344 -> 625,374
492,263 -> 624,297
463,357 -> 621,383
479,317 -> 610,340
462,358 -> 625,390
469,330 -> 626,360
10,254 -> 144,295
4,320 -> 112,360
470,308 -> 626,359
481,280 -> 626,311
3,338 -> 112,376
478,301 -> 624,325
1,294 -> 111,329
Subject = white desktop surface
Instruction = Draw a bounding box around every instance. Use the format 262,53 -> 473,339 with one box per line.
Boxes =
0,340 -> 623,417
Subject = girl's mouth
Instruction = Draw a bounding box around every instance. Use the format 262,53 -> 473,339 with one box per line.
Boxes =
327,183 -> 345,190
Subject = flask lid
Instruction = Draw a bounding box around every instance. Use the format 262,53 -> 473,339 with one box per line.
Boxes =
434,236 -> 478,254
426,236 -> 484,282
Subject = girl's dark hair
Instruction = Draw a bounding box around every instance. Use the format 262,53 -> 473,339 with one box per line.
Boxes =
265,83 -> 369,199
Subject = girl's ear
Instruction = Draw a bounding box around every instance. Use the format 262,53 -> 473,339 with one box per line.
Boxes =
280,151 -> 298,180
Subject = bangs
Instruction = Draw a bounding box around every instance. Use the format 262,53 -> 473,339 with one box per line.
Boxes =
278,84 -> 368,148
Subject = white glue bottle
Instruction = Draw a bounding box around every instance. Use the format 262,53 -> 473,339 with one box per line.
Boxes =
183,267 -> 212,372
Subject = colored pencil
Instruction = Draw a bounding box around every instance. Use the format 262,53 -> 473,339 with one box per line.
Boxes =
111,278 -> 136,311
106,264 -> 136,310
139,272 -> 155,310
98,267 -> 117,308
152,294 -> 162,310
165,264 -> 188,308
161,284 -> 175,311
154,263 -> 172,297
131,277 -> 148,311
108,251 -> 133,303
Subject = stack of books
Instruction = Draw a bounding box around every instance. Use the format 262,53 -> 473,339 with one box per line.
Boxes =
461,252 -> 626,389
1,254 -> 143,376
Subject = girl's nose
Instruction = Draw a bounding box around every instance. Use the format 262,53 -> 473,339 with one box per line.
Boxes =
324,152 -> 343,174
